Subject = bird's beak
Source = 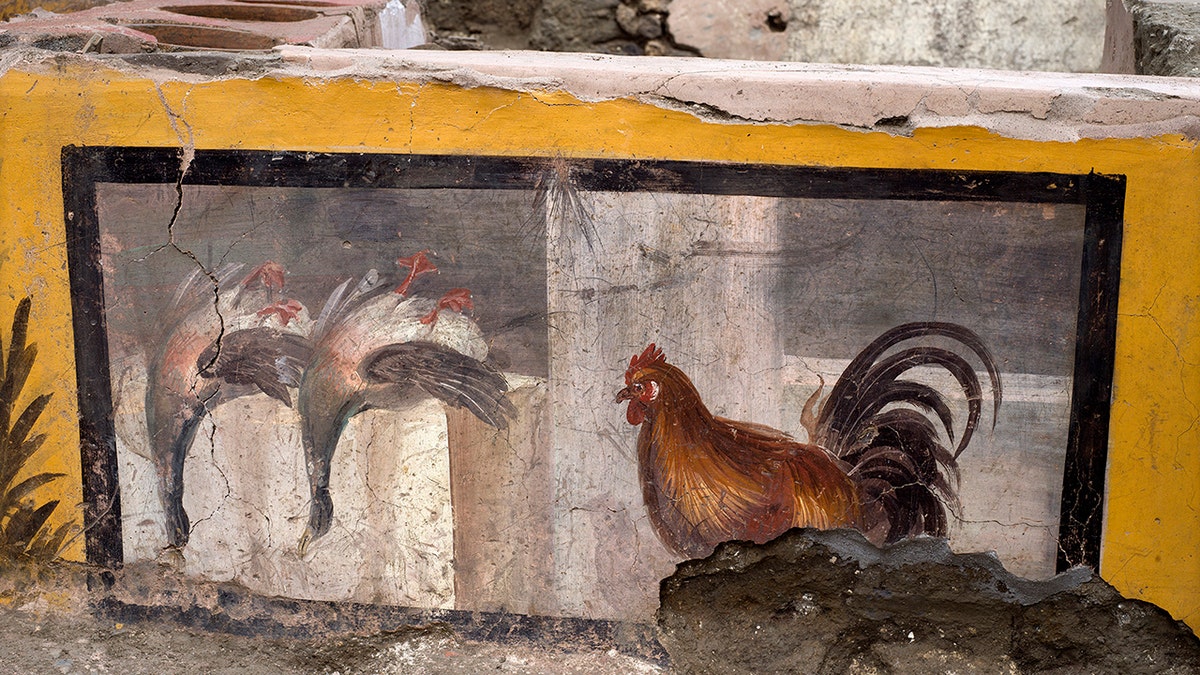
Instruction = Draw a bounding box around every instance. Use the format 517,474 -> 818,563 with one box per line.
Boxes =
615,386 -> 634,403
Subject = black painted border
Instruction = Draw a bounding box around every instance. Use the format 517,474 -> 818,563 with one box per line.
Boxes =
1057,173 -> 1124,571
61,147 -> 1122,576
92,594 -> 668,664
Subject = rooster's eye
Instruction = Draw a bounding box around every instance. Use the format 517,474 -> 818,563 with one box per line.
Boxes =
631,383 -> 644,393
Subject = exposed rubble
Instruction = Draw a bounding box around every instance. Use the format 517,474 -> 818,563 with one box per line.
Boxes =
659,529 -> 1200,674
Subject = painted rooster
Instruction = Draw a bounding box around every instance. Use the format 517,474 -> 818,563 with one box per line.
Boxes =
295,250 -> 515,556
147,262 -> 312,549
616,322 -> 1002,558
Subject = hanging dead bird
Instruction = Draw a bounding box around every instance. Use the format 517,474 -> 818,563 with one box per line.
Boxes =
146,262 -> 312,550
295,250 -> 515,556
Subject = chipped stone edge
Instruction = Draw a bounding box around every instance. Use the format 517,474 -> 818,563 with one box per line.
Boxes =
6,44 -> 1200,144
674,528 -> 1095,608
270,47 -> 1200,143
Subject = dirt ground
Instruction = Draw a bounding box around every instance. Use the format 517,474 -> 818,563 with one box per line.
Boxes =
0,560 -> 665,675
0,604 -> 666,675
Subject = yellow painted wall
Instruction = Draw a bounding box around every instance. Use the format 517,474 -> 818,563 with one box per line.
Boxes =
1,58 -> 1197,629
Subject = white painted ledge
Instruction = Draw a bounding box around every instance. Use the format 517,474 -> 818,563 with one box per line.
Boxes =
268,46 -> 1200,141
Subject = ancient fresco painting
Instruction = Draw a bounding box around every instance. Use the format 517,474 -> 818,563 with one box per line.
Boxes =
96,180 -> 549,609
66,150 -> 1120,624
547,187 -> 1113,619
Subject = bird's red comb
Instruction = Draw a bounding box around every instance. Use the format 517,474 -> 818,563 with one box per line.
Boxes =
419,288 -> 474,325
394,249 -> 438,296
256,298 -> 304,326
626,343 -> 666,385
242,261 -> 286,290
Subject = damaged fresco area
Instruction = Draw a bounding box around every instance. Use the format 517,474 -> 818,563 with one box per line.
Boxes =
67,151 -> 1117,623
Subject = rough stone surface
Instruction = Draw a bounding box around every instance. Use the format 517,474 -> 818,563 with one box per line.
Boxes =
668,0 -> 1106,71
421,0 -> 542,50
1125,0 -> 1200,76
271,48 -> 1200,142
17,0 -> 1200,80
0,604 -> 663,674
5,535 -> 1200,672
0,0 -> 115,22
1102,0 -> 1137,72
666,0 -> 791,60
529,0 -> 631,53
418,0 -> 692,56
658,529 -> 1200,674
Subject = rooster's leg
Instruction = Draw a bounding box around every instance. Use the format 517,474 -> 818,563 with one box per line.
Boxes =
297,488 -> 333,559
156,451 -> 190,549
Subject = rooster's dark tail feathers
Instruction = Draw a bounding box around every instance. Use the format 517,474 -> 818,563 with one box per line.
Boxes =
813,322 -> 1002,543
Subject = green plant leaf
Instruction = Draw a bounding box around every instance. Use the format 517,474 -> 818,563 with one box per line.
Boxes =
3,499 -> 58,552
0,471 -> 64,517
0,433 -> 46,495
7,393 -> 50,457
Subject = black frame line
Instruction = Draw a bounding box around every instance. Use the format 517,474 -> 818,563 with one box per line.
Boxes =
61,146 -> 1124,577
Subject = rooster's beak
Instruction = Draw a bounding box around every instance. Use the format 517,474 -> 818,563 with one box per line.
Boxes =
615,386 -> 634,403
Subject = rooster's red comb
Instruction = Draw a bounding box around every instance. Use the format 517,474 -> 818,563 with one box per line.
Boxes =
626,343 -> 666,384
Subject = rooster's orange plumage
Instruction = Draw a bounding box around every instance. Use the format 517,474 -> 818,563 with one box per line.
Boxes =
616,323 -> 1001,558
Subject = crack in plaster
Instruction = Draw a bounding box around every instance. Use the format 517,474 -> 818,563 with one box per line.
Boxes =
402,82 -> 415,151
361,435 -> 410,512
440,92 -> 527,134
955,516 -> 1054,530
527,91 -> 590,108
637,70 -> 966,132
153,84 -> 251,549
232,493 -> 274,549
187,412 -> 234,539
153,84 -> 230,384
209,196 -> 266,270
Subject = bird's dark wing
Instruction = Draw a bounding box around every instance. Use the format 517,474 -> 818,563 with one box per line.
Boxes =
361,341 -> 515,429
197,328 -> 314,407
